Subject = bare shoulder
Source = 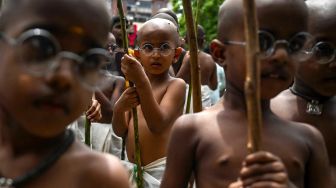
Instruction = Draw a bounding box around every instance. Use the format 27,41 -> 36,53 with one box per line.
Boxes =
284,119 -> 325,147
168,77 -> 186,88
173,108 -> 220,137
271,89 -> 298,118
65,142 -> 129,188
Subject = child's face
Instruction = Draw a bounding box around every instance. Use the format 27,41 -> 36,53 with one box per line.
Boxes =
296,13 -> 336,96
0,0 -> 109,138
217,1 -> 308,99
135,25 -> 180,75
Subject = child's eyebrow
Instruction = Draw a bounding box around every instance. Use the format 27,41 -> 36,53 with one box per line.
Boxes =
21,24 -> 102,49
21,24 -> 61,34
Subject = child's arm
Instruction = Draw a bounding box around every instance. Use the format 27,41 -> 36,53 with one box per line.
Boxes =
112,87 -> 139,137
303,125 -> 332,188
161,115 -> 196,187
121,55 -> 186,133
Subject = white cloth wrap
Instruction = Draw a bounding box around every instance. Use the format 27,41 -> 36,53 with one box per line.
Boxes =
122,157 -> 166,188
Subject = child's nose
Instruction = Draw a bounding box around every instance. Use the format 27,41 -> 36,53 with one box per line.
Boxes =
270,47 -> 290,64
152,49 -> 161,57
45,58 -> 76,92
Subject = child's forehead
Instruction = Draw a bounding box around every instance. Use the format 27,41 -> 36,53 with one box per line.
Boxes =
138,19 -> 178,44
4,0 -> 109,45
218,0 -> 307,40
308,2 -> 336,37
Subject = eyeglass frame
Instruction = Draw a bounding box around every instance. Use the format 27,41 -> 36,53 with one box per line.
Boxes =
303,41 -> 336,65
0,28 -> 113,91
137,43 -> 176,57
223,30 -> 313,61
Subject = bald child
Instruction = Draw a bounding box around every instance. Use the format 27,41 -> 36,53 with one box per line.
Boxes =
0,0 -> 129,187
161,0 -> 331,187
272,0 -> 336,186
112,18 -> 186,187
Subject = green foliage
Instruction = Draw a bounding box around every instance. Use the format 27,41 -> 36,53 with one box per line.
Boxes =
171,0 -> 225,46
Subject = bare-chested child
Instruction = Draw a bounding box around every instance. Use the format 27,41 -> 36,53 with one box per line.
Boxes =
112,18 -> 186,186
161,0 -> 331,187
95,32 -> 125,124
0,0 -> 129,187
271,0 -> 336,186
177,25 -> 218,107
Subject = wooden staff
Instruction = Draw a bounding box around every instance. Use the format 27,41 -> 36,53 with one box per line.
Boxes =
84,117 -> 91,147
84,94 -> 95,147
182,0 -> 202,113
242,0 -> 262,153
117,1 -> 143,187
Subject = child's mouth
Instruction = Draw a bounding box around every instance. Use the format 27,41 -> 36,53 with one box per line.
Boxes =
33,98 -> 70,115
151,62 -> 162,67
261,71 -> 288,81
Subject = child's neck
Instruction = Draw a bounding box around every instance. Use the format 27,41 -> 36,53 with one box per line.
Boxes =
292,78 -> 332,102
0,115 -> 67,156
146,71 -> 170,85
223,82 -> 272,114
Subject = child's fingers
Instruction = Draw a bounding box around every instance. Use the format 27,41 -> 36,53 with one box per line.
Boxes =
244,151 -> 280,166
241,172 -> 287,187
240,160 -> 285,179
243,181 -> 286,188
228,180 -> 243,188
86,99 -> 99,115
87,102 -> 102,121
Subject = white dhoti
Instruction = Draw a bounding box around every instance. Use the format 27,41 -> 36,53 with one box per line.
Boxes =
122,157 -> 166,188
68,116 -> 123,158
184,84 -> 218,112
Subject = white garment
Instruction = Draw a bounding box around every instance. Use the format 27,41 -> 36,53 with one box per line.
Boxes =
122,157 -> 166,188
68,116 -> 123,157
184,84 -> 218,112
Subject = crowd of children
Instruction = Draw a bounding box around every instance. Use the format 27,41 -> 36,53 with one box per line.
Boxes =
0,0 -> 335,187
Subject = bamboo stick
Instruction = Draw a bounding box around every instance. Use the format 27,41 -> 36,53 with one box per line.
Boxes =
182,0 -> 202,113
84,94 -> 96,147
117,1 -> 143,187
242,0 -> 262,153
84,116 -> 91,147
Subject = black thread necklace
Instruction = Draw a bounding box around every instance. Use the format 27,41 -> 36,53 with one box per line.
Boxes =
0,130 -> 74,188
289,85 -> 331,115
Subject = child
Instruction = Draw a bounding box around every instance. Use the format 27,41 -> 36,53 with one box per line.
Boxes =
112,18 -> 186,187
161,0 -> 331,187
176,25 -> 218,108
271,0 -> 336,186
0,0 -> 129,187
110,16 -> 130,77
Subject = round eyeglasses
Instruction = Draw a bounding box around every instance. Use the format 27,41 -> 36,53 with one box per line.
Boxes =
138,43 -> 175,57
0,28 -> 113,91
303,41 -> 336,65
224,30 -> 313,62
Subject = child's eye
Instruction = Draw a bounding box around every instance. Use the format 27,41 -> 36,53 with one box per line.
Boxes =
142,44 -> 154,52
160,43 -> 172,50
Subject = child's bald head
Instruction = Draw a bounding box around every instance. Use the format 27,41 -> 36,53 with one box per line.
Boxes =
0,0 -> 110,38
217,0 -> 308,41
306,0 -> 336,34
137,18 -> 179,47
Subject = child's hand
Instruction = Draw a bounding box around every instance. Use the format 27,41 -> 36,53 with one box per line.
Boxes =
121,54 -> 146,85
86,99 -> 102,122
114,87 -> 139,113
239,151 -> 290,188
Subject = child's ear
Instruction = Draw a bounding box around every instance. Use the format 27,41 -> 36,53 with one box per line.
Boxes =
134,49 -> 140,58
210,39 -> 226,68
174,47 -> 183,59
